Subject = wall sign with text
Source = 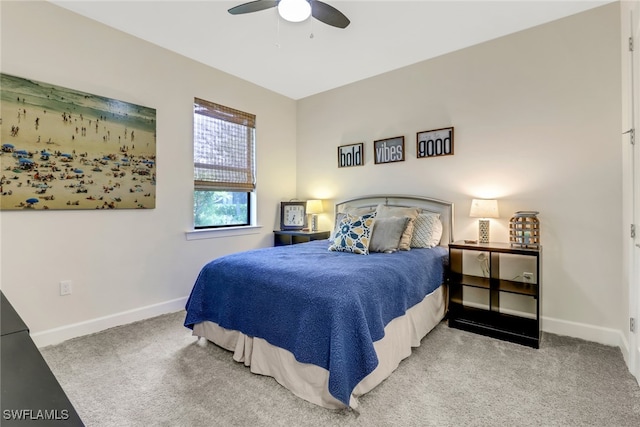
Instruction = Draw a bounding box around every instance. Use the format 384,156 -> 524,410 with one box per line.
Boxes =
337,143 -> 364,168
374,136 -> 405,164
416,127 -> 454,159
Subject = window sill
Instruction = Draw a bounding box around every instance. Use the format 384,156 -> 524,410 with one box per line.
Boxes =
185,225 -> 263,241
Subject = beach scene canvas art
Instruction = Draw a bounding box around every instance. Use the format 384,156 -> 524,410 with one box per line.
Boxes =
0,73 -> 156,210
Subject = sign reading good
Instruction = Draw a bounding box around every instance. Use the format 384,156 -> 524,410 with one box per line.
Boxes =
417,127 -> 454,159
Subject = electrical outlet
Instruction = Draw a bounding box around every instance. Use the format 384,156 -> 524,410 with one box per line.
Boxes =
523,272 -> 534,283
60,280 -> 72,296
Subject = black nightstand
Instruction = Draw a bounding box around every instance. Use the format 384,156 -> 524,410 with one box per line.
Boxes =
448,241 -> 542,348
274,230 -> 330,246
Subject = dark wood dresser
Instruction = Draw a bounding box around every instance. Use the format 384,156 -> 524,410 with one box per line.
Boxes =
1,291 -> 84,426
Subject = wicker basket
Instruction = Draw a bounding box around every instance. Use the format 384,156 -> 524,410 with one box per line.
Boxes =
509,211 -> 540,249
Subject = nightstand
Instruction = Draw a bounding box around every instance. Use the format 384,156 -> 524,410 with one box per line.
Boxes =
448,241 -> 542,348
274,230 -> 330,246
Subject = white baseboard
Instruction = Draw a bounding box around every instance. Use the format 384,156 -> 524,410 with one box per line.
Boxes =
29,297 -> 636,382
31,296 -> 188,348
460,308 -> 630,367
543,316 -> 638,383
542,315 -> 628,356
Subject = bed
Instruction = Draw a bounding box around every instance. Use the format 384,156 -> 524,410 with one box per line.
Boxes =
184,194 -> 454,409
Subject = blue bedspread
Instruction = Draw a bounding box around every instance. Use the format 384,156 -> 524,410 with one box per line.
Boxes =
184,239 -> 447,406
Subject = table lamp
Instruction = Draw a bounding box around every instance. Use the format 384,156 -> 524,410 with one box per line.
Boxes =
469,199 -> 499,243
306,199 -> 323,232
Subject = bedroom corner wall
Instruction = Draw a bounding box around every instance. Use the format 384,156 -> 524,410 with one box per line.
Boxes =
296,4 -> 624,348
0,1 -> 297,346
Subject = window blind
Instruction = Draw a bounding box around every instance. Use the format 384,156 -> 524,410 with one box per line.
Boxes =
194,98 -> 256,191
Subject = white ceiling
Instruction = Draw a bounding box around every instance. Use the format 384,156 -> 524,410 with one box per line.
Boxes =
49,0 -> 614,100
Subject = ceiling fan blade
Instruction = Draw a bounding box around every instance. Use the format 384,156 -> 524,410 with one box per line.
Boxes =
311,0 -> 350,29
228,0 -> 278,15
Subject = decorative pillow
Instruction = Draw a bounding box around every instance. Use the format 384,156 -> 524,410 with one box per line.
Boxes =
369,216 -> 410,253
332,206 -> 375,236
332,212 -> 347,236
375,204 -> 419,250
328,212 -> 376,255
343,205 -> 376,216
411,212 -> 443,248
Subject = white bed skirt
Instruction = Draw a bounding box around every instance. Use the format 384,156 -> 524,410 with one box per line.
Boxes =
192,285 -> 446,409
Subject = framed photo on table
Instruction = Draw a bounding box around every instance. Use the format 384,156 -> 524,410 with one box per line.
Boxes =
280,201 -> 306,230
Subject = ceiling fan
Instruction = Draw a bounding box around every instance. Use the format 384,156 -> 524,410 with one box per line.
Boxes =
228,0 -> 350,29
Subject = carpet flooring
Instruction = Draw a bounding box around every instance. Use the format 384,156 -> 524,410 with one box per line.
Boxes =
41,311 -> 640,427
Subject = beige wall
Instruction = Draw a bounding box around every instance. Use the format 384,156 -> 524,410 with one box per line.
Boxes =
0,1 -> 628,352
297,4 -> 624,342
0,1 -> 297,343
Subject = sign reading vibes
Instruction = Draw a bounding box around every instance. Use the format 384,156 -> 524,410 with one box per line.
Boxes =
338,143 -> 364,168
417,127 -> 454,159
374,136 -> 405,164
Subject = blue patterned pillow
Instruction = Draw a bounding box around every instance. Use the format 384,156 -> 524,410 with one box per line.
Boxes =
328,212 -> 377,255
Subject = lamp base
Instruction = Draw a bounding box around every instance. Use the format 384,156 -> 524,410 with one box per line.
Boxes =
311,214 -> 319,232
478,219 -> 490,243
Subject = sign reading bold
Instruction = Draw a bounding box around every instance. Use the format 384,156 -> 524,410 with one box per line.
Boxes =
374,136 -> 405,164
338,143 -> 364,168
417,127 -> 454,159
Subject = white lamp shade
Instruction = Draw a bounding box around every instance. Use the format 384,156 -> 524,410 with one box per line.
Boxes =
469,199 -> 499,218
278,0 -> 312,22
306,199 -> 323,214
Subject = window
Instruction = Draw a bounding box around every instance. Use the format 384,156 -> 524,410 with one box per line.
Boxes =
193,98 -> 256,229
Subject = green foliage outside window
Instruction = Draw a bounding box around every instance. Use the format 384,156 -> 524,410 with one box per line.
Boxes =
194,190 -> 249,228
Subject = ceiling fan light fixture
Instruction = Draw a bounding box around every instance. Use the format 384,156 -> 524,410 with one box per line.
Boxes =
278,0 -> 312,23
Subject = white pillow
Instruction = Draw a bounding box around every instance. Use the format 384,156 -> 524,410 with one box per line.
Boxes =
410,212 -> 443,248
343,205 -> 376,215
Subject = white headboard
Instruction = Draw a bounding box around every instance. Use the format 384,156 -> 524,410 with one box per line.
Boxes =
334,194 -> 455,245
